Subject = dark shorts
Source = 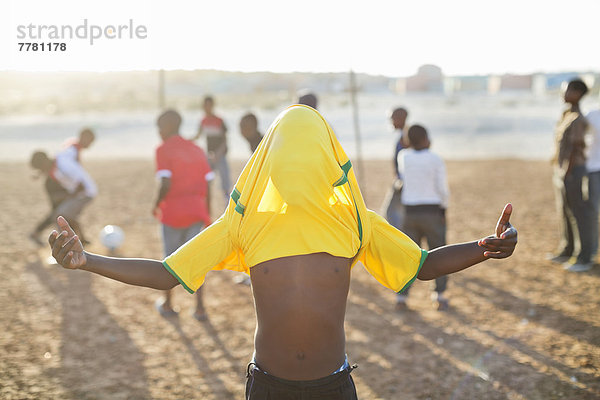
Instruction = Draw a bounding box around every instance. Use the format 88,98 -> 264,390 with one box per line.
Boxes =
245,363 -> 358,400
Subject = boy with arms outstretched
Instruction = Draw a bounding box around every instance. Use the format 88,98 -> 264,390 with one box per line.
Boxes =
48,105 -> 517,400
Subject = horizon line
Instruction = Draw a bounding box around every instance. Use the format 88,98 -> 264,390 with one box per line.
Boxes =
1,67 -> 599,79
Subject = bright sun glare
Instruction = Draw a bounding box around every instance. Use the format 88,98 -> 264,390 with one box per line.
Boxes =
3,0 -> 599,75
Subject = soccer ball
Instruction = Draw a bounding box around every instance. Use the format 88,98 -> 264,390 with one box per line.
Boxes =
99,225 -> 125,251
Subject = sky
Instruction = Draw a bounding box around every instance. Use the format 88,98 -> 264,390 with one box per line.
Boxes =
2,0 -> 599,76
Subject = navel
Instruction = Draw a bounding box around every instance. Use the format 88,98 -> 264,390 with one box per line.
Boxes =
296,351 -> 305,361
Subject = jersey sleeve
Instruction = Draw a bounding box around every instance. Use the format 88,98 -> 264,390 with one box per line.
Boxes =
199,150 -> 214,181
155,146 -> 172,179
358,210 -> 428,293
162,216 -> 237,293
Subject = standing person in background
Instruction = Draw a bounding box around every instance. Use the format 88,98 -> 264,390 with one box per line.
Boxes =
194,95 -> 231,204
586,104 -> 600,265
381,107 -> 409,230
29,129 -> 97,245
240,112 -> 263,153
395,125 -> 450,311
548,79 -> 592,272
154,110 -> 214,320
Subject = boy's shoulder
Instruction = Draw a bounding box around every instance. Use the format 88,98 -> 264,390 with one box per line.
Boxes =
404,148 -> 444,163
401,148 -> 434,156
156,139 -> 208,166
428,150 -> 445,164
156,135 -> 190,153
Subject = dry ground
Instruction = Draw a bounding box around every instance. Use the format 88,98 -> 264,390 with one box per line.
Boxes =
0,158 -> 598,399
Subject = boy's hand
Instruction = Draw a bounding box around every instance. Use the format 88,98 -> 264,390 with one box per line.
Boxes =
48,216 -> 87,269
477,203 -> 518,259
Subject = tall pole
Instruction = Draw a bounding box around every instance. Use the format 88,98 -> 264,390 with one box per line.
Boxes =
349,69 -> 366,198
158,69 -> 165,109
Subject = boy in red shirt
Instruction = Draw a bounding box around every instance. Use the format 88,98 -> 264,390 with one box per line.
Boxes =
154,110 -> 214,320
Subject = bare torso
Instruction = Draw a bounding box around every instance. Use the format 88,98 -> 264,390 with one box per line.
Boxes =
249,252 -> 352,380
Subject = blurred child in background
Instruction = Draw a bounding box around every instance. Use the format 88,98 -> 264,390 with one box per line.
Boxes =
395,124 -> 450,311
240,112 -> 263,153
194,96 -> 231,204
29,128 -> 97,245
154,110 -> 214,320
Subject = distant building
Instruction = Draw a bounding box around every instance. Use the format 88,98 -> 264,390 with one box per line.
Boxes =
488,76 -> 502,94
545,72 -> 580,91
407,64 -> 444,92
535,72 -> 598,93
395,64 -> 445,94
450,76 -> 489,93
532,74 -> 548,96
499,74 -> 533,91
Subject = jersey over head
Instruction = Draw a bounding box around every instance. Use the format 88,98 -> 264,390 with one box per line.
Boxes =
163,105 -> 427,293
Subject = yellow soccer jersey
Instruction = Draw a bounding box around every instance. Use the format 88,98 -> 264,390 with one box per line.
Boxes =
163,105 -> 427,294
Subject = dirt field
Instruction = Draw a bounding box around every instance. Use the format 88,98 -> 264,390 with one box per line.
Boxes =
0,158 -> 598,400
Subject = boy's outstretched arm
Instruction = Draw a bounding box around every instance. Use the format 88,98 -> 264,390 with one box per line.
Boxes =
418,204 -> 517,280
48,216 -> 179,290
